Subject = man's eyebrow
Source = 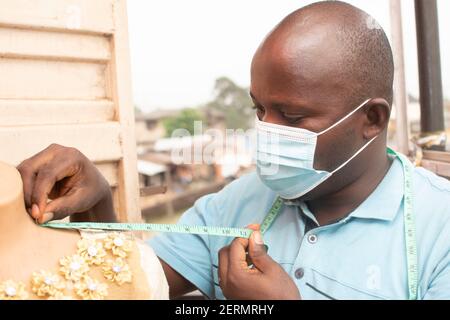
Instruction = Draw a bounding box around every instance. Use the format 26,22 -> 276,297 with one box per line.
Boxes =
249,91 -> 315,113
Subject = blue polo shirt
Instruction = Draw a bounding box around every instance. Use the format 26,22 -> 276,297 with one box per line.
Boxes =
148,156 -> 450,299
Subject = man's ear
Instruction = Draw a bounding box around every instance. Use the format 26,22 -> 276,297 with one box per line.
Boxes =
362,98 -> 391,139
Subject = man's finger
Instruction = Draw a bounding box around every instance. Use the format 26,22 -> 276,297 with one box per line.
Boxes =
228,236 -> 250,271
17,163 -> 37,209
227,223 -> 261,270
31,203 -> 40,221
39,189 -> 90,223
218,246 -> 229,289
248,230 -> 274,272
30,161 -> 78,217
18,144 -> 71,210
18,144 -> 60,174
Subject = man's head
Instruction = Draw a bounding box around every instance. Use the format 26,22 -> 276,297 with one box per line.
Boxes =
250,0 -> 394,199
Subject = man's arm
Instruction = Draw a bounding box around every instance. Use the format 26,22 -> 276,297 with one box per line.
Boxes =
160,259 -> 197,299
19,144 -> 205,298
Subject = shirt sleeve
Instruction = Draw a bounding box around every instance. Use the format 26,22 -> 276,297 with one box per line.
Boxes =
147,193 -> 219,299
422,230 -> 450,300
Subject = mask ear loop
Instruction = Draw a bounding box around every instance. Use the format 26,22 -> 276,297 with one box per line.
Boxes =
330,135 -> 379,174
317,98 -> 372,136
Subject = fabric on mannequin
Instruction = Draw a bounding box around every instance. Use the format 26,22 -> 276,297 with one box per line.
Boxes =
0,162 -> 168,300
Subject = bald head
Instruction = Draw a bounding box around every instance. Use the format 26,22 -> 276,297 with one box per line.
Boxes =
252,0 -> 394,108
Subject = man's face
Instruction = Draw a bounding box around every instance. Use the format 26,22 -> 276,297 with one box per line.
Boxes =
250,34 -> 366,175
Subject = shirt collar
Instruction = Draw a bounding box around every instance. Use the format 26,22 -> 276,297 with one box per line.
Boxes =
282,156 -> 404,222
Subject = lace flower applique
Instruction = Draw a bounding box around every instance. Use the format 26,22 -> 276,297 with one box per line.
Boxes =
0,280 -> 28,300
103,233 -> 132,258
31,271 -> 66,297
74,276 -> 108,300
102,257 -> 132,285
77,239 -> 107,265
59,254 -> 89,282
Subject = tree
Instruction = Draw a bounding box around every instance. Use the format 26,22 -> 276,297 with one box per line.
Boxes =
203,77 -> 253,130
162,108 -> 204,137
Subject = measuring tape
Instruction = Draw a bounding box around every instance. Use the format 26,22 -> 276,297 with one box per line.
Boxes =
42,197 -> 284,239
388,147 -> 418,300
42,149 -> 417,299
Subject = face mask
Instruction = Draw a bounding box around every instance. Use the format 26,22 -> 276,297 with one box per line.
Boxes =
255,98 -> 376,199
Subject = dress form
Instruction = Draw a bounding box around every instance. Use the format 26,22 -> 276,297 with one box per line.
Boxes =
0,161 -> 80,288
0,161 -> 168,299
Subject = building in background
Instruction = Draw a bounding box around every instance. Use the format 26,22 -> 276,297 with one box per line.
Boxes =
135,109 -> 254,220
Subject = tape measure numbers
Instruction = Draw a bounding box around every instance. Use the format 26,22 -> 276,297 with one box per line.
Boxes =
388,147 -> 418,300
43,222 -> 253,238
42,197 -> 284,239
43,149 -> 417,299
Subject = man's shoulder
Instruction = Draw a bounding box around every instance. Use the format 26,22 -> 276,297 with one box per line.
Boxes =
413,165 -> 450,203
412,165 -> 450,230
414,165 -> 450,193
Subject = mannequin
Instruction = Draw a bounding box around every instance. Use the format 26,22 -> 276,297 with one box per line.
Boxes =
0,162 -> 168,300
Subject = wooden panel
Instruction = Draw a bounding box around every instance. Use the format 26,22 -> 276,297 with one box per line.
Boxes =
0,0 -> 141,223
0,58 -> 107,100
421,159 -> 450,179
0,123 -> 123,165
0,0 -> 114,34
423,150 -> 450,162
0,100 -> 115,126
0,27 -> 110,62
110,1 -> 141,222
96,162 -> 119,187
112,186 -> 120,220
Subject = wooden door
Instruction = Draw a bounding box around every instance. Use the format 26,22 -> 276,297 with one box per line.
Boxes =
0,0 -> 141,222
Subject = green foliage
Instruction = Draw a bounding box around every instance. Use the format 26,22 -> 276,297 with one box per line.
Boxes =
160,77 -> 253,136
162,108 -> 204,137
203,77 -> 253,130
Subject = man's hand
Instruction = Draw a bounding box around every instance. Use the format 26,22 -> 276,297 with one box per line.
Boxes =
17,144 -> 116,223
218,224 -> 300,300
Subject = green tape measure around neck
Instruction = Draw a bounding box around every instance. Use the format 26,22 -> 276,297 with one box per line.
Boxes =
42,148 -> 417,300
388,147 -> 418,300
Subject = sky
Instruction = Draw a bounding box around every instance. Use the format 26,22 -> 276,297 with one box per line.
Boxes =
127,0 -> 450,113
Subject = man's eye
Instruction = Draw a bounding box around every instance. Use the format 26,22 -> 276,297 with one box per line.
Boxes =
252,105 -> 265,115
283,115 -> 303,124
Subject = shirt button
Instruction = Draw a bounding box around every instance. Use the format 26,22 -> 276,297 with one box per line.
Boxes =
308,234 -> 318,244
295,268 -> 304,279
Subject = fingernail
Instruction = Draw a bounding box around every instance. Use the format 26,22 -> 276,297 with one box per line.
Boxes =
31,204 -> 40,218
247,223 -> 261,231
253,231 -> 264,245
41,212 -> 54,223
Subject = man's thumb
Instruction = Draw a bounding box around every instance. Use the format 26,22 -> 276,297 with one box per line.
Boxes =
40,192 -> 84,223
248,230 -> 272,271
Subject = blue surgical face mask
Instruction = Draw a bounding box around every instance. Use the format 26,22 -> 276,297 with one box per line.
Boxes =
255,98 -> 376,199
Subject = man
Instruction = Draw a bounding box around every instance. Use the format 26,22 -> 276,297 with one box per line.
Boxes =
18,1 -> 450,299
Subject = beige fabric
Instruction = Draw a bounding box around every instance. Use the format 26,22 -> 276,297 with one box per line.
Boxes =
78,230 -> 169,300
0,230 -> 169,300
136,241 -> 169,299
